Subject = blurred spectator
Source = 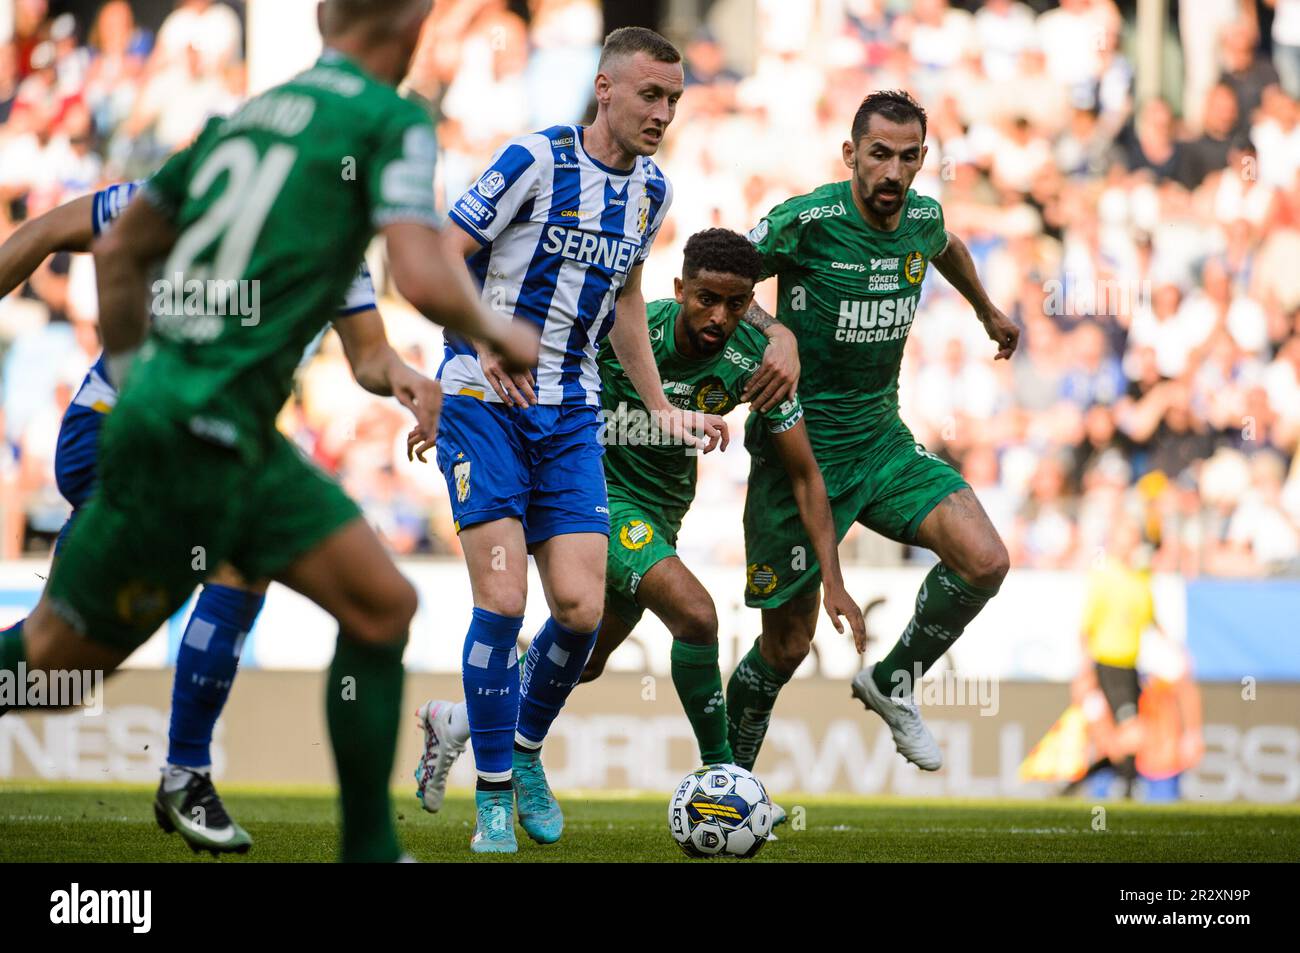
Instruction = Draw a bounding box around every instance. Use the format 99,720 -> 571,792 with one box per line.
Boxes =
151,0 -> 241,76
525,0 -> 601,127
1219,19 -> 1277,136
0,1 -> 1297,576
1269,0 -> 1300,99
974,0 -> 1037,82
1118,97 -> 1181,181
1175,83 -> 1239,190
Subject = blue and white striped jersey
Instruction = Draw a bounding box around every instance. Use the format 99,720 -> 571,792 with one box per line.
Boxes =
72,180 -> 378,416
443,124 -> 673,406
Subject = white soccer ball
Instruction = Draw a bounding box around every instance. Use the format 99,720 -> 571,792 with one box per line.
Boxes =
668,763 -> 774,858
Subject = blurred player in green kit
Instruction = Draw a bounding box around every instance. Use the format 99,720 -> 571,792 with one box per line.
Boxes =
732,90 -> 1019,773
0,0 -> 537,862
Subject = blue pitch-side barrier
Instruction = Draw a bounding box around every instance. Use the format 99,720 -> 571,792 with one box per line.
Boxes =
1185,579 -> 1300,681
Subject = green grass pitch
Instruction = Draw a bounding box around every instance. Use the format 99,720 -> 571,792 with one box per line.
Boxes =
2,784 -> 1297,862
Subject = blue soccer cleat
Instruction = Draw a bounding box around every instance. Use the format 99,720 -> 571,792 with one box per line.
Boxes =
512,748 -> 563,844
471,790 -> 517,854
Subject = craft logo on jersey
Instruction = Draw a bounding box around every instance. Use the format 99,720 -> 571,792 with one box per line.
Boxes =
694,378 -> 731,414
619,519 -> 654,551
453,458 -> 472,503
476,170 -> 506,199
747,563 -> 778,596
904,251 -> 927,285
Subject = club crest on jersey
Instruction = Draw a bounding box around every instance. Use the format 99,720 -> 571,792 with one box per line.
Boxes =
475,170 -> 506,199
453,459 -> 472,503
636,193 -> 651,235
619,520 -> 654,551
115,580 -> 171,629
904,251 -> 927,285
747,563 -> 778,596
694,379 -> 731,414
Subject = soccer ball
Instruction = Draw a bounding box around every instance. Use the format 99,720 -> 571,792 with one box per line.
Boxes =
667,763 -> 774,858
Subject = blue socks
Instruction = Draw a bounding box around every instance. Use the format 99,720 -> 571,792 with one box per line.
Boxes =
462,607 -> 524,783
516,617 -> 598,749
167,584 -> 264,768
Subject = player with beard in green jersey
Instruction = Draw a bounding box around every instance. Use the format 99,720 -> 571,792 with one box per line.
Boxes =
730,90 -> 1019,774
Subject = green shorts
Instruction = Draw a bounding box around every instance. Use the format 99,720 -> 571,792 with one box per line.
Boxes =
604,496 -> 682,629
47,400 -> 361,652
743,417 -> 967,609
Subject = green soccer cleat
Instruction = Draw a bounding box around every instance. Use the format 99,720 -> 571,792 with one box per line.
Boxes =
512,748 -> 563,844
471,790 -> 518,854
153,769 -> 252,856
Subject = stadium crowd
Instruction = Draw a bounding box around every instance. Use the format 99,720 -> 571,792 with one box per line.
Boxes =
1,0 -> 1298,578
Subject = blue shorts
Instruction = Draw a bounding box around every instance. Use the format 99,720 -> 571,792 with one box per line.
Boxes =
52,405 -> 105,553
435,395 -> 609,547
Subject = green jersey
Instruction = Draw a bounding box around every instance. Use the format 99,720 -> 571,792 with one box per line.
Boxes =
599,297 -> 803,529
745,180 -> 948,467
129,50 -> 439,461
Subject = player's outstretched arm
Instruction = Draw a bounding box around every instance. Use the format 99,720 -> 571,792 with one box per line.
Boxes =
384,220 -> 538,372
92,194 -> 178,385
932,231 -> 1019,360
0,193 -> 96,299
609,262 -> 727,453
440,225 -> 539,407
739,300 -> 800,412
335,306 -> 440,444
770,419 -> 866,651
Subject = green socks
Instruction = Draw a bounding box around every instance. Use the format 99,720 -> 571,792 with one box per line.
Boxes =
0,621 -> 26,717
670,640 -> 732,765
725,638 -> 790,771
873,563 -> 999,697
326,633 -> 406,862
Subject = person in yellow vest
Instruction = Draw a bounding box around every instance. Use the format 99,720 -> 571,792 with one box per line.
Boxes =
1078,513 -> 1154,798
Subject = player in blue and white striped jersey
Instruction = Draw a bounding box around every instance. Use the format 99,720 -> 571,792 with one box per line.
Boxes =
0,179 -> 440,856
410,26 -> 795,855
441,122 -> 672,405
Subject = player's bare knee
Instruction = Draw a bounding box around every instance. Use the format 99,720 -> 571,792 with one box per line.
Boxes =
964,535 -> 1010,590
550,593 -> 603,634
673,604 -> 718,645
345,577 -> 416,647
761,628 -> 811,677
472,570 -> 526,617
770,640 -> 810,677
